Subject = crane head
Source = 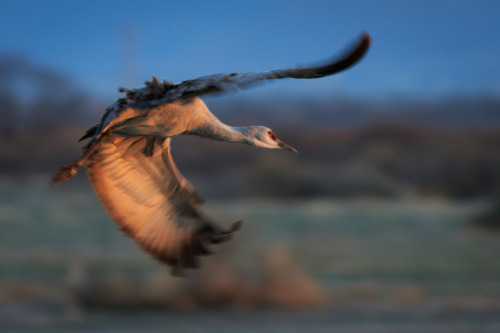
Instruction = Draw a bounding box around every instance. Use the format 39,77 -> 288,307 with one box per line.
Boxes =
246,126 -> 297,153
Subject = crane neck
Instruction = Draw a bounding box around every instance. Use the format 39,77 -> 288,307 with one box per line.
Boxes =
184,99 -> 254,144
186,119 -> 251,144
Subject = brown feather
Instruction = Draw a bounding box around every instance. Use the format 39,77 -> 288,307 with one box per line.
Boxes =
86,135 -> 239,272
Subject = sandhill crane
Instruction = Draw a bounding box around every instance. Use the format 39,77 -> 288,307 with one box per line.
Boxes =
52,33 -> 371,274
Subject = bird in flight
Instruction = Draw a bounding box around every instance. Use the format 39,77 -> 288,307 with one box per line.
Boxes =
52,33 -> 371,275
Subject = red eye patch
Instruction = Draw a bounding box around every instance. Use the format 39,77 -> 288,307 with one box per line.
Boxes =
268,131 -> 277,141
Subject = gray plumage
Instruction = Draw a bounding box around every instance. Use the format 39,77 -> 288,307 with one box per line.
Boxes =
51,33 -> 371,274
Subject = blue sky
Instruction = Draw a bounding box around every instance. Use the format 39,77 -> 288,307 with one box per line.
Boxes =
1,0 -> 499,101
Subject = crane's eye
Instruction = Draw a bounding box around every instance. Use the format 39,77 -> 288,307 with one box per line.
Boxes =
268,131 -> 277,141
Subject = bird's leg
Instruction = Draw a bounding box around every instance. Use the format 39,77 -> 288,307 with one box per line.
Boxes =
50,160 -> 84,185
142,136 -> 155,157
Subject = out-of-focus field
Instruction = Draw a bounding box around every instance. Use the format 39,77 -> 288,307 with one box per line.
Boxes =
1,178 -> 499,332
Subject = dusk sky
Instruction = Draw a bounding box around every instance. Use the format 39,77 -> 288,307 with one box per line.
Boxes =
1,0 -> 499,101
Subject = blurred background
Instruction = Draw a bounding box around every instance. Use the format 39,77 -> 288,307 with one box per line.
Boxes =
1,0 -> 500,332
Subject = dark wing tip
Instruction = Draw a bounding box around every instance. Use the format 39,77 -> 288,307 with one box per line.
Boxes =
286,31 -> 371,79
333,31 -> 371,72
357,31 -> 372,59
321,31 -> 371,75
361,31 -> 372,45
229,220 -> 243,233
145,219 -> 243,275
206,220 -> 243,244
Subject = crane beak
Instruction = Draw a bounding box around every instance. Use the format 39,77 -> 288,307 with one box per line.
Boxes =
277,139 -> 298,153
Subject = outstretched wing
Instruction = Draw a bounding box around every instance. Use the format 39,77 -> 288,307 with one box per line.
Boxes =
87,135 -> 240,274
148,32 -> 371,105
91,32 -> 371,142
